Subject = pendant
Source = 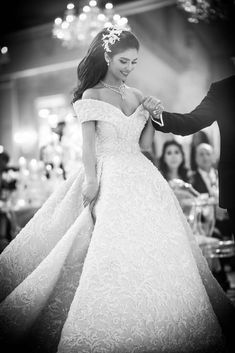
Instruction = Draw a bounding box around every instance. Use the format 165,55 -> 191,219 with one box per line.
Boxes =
120,85 -> 126,100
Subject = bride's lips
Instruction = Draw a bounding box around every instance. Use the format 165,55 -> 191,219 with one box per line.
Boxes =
120,71 -> 129,77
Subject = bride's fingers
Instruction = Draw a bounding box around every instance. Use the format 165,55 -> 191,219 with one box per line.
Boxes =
143,97 -> 162,111
82,195 -> 90,207
83,194 -> 96,208
83,200 -> 90,208
153,103 -> 164,111
153,105 -> 164,113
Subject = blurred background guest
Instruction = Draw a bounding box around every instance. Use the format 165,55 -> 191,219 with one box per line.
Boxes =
0,150 -> 10,192
0,149 -> 17,199
191,143 -> 218,196
0,148 -> 18,252
190,131 -> 211,172
158,140 -> 190,182
191,142 -> 232,239
158,140 -> 195,219
190,143 -> 232,291
0,150 -> 9,173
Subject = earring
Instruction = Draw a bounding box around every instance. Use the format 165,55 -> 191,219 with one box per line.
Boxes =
106,60 -> 110,66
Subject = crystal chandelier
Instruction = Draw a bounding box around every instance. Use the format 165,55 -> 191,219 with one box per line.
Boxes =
53,1 -> 130,49
177,0 -> 228,23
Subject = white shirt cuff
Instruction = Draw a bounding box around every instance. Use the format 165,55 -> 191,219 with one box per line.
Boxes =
151,113 -> 164,127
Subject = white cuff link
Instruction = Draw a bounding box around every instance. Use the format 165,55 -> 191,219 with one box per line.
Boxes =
151,113 -> 164,127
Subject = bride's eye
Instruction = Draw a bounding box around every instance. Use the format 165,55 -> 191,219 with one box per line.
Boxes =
120,60 -> 128,64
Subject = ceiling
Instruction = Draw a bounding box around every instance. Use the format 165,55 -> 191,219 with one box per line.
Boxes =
0,0 -> 134,38
1,0 -> 235,56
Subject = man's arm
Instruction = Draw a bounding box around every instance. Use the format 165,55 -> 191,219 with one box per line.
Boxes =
151,84 -> 217,136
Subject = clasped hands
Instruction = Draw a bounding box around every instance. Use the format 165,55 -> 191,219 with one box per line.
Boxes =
142,96 -> 164,117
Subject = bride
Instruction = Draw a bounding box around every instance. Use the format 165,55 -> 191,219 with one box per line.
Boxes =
0,26 -> 234,353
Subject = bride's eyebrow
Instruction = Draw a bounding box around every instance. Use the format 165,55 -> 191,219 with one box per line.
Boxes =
119,57 -> 138,61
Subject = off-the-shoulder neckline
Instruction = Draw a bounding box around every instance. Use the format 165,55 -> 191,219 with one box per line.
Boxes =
74,98 -> 143,118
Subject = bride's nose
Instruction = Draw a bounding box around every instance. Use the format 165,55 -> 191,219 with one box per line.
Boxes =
125,62 -> 133,71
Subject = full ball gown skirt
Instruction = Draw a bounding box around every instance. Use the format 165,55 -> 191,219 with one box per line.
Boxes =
0,99 -> 234,353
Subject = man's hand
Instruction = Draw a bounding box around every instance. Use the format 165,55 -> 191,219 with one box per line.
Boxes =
142,96 -> 164,116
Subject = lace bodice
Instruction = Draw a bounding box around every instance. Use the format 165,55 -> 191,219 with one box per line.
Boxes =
73,99 -> 149,156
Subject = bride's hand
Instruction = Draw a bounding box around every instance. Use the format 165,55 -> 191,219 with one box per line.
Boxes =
82,180 -> 99,208
142,96 -> 164,115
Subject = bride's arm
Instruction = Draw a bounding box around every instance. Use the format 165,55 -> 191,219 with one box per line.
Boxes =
81,89 -> 99,206
81,121 -> 99,207
82,121 -> 97,184
132,88 -> 155,151
139,118 -> 155,151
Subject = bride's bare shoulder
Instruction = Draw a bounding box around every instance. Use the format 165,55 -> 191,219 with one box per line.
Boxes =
82,85 -> 103,100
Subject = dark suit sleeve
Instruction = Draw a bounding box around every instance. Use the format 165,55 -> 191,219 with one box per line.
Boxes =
152,83 -> 217,136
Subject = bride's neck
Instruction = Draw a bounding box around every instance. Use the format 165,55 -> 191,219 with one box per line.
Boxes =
102,73 -> 124,87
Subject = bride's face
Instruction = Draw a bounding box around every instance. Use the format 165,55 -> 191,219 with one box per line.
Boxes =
107,48 -> 138,82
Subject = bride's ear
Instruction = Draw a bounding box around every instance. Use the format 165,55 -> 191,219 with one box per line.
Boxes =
104,52 -> 111,66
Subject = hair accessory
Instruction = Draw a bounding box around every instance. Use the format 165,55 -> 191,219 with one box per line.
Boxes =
102,26 -> 123,53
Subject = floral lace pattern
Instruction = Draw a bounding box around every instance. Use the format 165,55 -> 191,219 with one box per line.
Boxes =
0,99 -> 233,352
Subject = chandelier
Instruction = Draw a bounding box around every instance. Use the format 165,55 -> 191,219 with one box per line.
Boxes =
53,1 -> 130,49
177,0 -> 229,23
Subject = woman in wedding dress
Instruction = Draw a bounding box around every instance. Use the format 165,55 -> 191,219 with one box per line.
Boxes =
0,26 -> 235,353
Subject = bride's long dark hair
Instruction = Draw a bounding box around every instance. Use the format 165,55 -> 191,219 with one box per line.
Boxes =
72,28 -> 140,103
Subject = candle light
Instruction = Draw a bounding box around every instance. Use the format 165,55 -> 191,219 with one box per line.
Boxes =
18,156 -> 27,168
29,159 -> 38,172
53,155 -> 61,167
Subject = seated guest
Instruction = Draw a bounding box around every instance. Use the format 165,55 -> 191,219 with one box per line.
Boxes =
190,143 -> 218,196
191,143 -> 231,231
191,143 -> 231,238
158,140 -> 189,182
158,141 -> 194,217
191,143 -> 231,291
190,131 -> 211,172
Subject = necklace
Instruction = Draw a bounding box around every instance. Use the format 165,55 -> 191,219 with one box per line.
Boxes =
100,80 -> 127,100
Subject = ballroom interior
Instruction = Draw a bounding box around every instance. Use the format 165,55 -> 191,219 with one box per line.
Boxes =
0,0 -> 235,300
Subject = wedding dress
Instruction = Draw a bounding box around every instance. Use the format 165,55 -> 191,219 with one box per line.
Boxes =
0,99 -> 234,353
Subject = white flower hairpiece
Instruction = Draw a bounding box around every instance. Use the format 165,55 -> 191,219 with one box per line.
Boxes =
102,26 -> 123,53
